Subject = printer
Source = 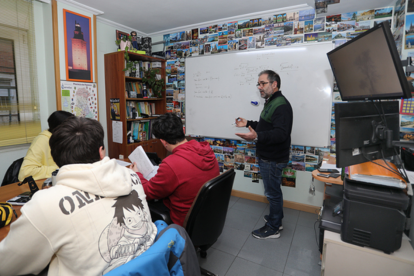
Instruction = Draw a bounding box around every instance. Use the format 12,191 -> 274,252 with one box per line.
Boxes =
341,177 -> 409,254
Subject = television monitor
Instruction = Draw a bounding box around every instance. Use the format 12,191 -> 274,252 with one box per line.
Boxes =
335,101 -> 400,168
327,21 -> 411,101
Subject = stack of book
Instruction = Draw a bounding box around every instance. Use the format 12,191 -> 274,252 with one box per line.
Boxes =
127,120 -> 153,143
126,102 -> 155,119
126,82 -> 142,98
136,61 -> 151,78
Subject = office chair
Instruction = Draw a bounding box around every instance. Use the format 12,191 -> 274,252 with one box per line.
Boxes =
104,221 -> 201,276
150,169 -> 236,276
1,157 -> 24,187
146,152 -> 162,166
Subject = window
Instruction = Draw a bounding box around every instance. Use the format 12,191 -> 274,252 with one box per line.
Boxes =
0,0 -> 40,147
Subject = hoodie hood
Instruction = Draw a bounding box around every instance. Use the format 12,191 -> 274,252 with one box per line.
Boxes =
55,157 -> 132,197
40,129 -> 52,138
172,140 -> 216,171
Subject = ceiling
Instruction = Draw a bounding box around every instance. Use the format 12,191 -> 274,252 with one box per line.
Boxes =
69,0 -> 396,36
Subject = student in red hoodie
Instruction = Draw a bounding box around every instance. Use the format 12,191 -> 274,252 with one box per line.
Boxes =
131,113 -> 219,226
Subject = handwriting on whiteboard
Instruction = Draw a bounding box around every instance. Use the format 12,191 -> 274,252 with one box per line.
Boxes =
279,62 -> 299,71
191,55 -> 298,95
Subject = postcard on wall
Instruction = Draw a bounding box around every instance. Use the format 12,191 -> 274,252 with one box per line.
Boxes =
61,81 -> 98,120
401,98 -> 414,115
282,168 -> 296,187
192,28 -> 199,40
63,9 -> 93,82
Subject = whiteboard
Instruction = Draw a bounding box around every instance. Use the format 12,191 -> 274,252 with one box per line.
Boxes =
185,43 -> 334,148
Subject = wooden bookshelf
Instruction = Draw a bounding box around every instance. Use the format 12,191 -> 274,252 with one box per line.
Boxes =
104,51 -> 167,159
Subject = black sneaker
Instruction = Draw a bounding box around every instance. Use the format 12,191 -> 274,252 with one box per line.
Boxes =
252,224 -> 280,239
263,215 -> 284,231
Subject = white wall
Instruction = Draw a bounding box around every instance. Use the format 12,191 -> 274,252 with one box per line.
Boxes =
95,20 -> 134,152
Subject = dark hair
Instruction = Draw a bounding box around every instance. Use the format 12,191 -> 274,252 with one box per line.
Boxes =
152,113 -> 185,145
49,116 -> 104,167
258,70 -> 281,89
48,111 -> 73,133
112,190 -> 144,226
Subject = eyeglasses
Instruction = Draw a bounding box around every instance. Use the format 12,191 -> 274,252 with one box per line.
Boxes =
256,81 -> 272,87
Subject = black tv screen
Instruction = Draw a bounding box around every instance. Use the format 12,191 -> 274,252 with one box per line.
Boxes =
327,21 -> 411,101
335,101 -> 400,168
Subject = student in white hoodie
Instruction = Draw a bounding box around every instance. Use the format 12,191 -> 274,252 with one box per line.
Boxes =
0,117 -> 157,276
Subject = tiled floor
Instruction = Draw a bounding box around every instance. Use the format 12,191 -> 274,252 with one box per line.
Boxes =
197,196 -> 321,276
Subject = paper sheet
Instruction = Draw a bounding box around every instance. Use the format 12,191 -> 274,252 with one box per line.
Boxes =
320,161 -> 340,171
116,160 -> 131,167
128,146 -> 155,179
145,166 -> 159,180
112,121 -> 123,144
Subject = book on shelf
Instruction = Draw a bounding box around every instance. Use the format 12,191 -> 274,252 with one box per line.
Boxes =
126,101 -> 143,119
127,120 -> 151,144
126,82 -> 145,98
137,83 -> 142,95
137,102 -> 152,116
151,62 -> 162,68
135,62 -> 140,76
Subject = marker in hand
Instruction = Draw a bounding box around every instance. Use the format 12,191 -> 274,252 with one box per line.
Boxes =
251,101 -> 259,106
232,117 -> 242,126
232,117 -> 241,126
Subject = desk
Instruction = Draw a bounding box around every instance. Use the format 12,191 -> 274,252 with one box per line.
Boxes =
321,230 -> 414,276
0,179 -> 44,241
312,170 -> 343,199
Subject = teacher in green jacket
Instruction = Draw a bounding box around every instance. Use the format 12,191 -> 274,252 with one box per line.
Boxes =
235,70 -> 293,239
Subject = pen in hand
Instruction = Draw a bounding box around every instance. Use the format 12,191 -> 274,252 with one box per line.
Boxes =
232,117 -> 241,126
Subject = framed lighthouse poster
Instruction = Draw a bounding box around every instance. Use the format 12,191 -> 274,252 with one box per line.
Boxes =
63,9 -> 93,82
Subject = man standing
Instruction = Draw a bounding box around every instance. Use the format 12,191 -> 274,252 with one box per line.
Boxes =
131,113 -> 219,226
235,70 -> 293,239
0,117 -> 157,276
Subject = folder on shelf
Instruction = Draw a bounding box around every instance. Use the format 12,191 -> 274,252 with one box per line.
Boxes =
349,160 -> 407,189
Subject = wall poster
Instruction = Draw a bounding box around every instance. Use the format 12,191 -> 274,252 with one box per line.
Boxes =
63,9 -> 93,82
61,81 -> 98,120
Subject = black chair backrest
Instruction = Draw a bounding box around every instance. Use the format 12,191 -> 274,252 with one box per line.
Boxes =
184,169 -> 235,247
146,152 -> 162,166
1,157 -> 24,187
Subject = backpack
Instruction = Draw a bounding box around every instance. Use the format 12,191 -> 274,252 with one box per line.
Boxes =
1,157 -> 24,187
0,202 -> 17,228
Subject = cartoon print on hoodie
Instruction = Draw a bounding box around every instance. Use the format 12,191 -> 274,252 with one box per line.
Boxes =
98,173 -> 156,274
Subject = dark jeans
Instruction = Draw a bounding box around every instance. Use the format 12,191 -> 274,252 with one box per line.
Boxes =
259,158 -> 287,231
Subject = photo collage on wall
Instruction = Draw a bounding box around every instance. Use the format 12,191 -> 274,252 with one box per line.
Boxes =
165,59 -> 186,119
163,5 -> 394,62
402,0 -> 414,143
204,137 -> 327,187
325,5 -> 396,160
204,137 -> 261,182
395,0 -> 406,56
163,4 -> 395,166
